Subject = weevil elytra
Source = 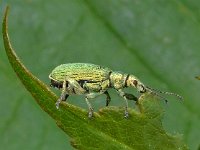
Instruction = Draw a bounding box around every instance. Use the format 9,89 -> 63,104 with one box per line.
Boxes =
49,63 -> 182,118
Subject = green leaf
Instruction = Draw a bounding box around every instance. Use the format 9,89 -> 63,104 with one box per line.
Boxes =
2,6 -> 188,150
1,1 -> 200,150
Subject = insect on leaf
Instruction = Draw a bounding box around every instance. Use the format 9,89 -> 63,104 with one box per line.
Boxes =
2,6 -> 188,150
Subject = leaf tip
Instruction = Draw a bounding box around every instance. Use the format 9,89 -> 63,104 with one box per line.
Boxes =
2,5 -> 9,31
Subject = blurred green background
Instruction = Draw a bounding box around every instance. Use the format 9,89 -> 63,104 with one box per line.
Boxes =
0,0 -> 200,149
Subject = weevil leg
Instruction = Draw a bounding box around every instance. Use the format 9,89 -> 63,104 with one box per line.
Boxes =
85,92 -> 104,118
64,94 -> 69,101
85,97 -> 93,118
124,93 -> 138,101
56,80 -> 67,109
56,77 -> 87,109
66,78 -> 86,94
104,91 -> 111,106
116,89 -> 129,118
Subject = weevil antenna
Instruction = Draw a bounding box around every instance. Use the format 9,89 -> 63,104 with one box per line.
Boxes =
145,87 -> 168,103
146,86 -> 183,101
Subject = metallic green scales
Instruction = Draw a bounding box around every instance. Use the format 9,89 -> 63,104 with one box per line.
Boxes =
49,63 -> 112,82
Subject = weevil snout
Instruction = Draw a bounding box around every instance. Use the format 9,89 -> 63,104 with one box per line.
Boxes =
137,84 -> 146,93
126,75 -> 146,93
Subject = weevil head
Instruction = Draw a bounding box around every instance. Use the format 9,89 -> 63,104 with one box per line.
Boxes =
126,75 -> 146,93
49,68 -> 64,89
125,75 -> 183,102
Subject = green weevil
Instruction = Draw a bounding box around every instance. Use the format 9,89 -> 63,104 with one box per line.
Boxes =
49,63 -> 182,118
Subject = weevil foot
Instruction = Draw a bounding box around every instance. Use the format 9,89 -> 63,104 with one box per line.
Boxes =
124,107 -> 129,118
88,108 -> 94,118
124,110 -> 129,118
55,100 -> 61,109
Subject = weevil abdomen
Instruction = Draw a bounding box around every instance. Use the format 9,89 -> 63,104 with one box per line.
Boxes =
82,79 -> 110,92
109,71 -> 129,89
49,63 -> 111,83
49,63 -> 113,94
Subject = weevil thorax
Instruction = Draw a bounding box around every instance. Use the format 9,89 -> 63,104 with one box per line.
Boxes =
109,71 -> 127,89
109,72 -> 146,93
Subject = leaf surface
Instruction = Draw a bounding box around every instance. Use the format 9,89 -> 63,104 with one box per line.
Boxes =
0,0 -> 200,149
2,6 -> 187,150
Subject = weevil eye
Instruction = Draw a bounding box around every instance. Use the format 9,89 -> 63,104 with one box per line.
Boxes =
132,80 -> 138,87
